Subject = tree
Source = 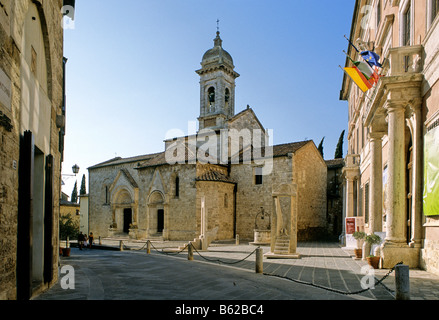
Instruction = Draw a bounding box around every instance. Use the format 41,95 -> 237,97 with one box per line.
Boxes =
80,174 -> 86,196
335,130 -> 345,159
71,181 -> 78,203
317,137 -> 325,158
59,214 -> 79,242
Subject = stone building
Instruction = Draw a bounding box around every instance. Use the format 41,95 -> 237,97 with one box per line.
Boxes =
326,159 -> 345,240
0,0 -> 67,300
88,32 -> 329,244
341,0 -> 439,273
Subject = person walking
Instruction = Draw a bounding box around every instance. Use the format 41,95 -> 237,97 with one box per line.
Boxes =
78,232 -> 85,250
89,232 -> 94,248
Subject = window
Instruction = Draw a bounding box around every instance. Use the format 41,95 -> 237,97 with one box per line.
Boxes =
376,0 -> 382,30
255,167 -> 263,185
433,0 -> 439,20
105,186 -> 109,204
207,87 -> 215,113
403,4 -> 411,46
427,0 -> 439,30
224,193 -> 228,208
175,176 -> 180,198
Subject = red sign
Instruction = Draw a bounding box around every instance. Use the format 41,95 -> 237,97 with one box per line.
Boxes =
346,218 -> 356,235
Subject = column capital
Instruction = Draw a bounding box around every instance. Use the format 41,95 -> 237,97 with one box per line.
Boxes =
368,130 -> 385,141
384,100 -> 406,113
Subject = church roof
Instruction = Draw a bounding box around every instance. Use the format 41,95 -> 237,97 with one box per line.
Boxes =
88,152 -> 164,170
272,140 -> 313,157
196,170 -> 236,184
89,140 -> 315,171
201,31 -> 234,67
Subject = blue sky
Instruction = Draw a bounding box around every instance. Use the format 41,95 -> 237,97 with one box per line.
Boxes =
61,0 -> 355,196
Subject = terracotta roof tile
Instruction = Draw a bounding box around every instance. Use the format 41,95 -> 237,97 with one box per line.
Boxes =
196,170 -> 236,184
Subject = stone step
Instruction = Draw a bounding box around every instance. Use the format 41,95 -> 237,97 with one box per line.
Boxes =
274,238 -> 290,255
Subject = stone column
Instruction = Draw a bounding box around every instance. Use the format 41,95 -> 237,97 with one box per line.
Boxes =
345,177 -> 354,218
409,104 -> 423,248
384,102 -> 407,244
368,131 -> 384,233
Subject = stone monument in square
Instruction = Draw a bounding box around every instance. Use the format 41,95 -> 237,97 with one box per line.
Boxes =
265,183 -> 301,259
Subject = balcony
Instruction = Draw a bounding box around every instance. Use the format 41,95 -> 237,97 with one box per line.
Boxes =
388,44 -> 423,76
364,45 -> 424,126
342,154 -> 361,179
345,154 -> 361,168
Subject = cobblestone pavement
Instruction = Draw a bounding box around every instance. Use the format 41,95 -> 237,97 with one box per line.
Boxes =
34,240 -> 439,302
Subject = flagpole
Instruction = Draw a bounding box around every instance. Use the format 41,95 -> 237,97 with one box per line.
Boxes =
344,35 -> 359,53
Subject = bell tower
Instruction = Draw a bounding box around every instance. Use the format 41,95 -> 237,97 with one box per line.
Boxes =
196,31 -> 240,131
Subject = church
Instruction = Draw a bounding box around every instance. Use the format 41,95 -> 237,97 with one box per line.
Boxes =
87,31 -> 331,243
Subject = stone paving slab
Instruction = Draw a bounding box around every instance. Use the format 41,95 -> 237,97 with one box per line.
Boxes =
35,240 -> 439,302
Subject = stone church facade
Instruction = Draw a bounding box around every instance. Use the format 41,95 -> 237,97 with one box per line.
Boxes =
88,31 -> 329,243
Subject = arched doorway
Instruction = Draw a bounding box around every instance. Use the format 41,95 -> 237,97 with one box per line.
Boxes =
147,191 -> 165,236
112,188 -> 134,235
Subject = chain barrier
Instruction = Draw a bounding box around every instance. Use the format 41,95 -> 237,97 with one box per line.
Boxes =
122,241 -> 148,251
121,240 -> 189,255
190,243 -> 259,265
264,261 -> 403,296
149,241 -> 189,255
118,239 -> 402,297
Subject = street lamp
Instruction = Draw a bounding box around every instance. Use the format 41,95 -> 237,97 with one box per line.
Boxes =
72,164 -> 80,175
62,164 -> 80,179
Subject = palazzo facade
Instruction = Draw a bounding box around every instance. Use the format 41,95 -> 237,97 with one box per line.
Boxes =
341,0 -> 439,273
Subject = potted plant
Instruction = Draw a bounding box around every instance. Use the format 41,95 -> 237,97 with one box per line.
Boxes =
365,234 -> 382,269
59,214 -> 79,257
352,231 -> 366,259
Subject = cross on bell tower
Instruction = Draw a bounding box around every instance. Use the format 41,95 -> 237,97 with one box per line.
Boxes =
196,29 -> 240,131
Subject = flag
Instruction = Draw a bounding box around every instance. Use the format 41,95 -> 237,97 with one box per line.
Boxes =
343,50 -> 381,82
343,66 -> 375,92
354,61 -> 375,80
361,51 -> 382,68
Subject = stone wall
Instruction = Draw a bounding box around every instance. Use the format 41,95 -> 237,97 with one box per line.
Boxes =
230,144 -> 328,240
0,0 -> 64,300
294,143 -> 328,241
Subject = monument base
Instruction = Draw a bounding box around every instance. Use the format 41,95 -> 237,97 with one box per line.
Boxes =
381,242 -> 420,269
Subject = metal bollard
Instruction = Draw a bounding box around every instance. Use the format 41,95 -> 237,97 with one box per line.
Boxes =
99,236 -> 102,245
146,240 -> 151,254
255,247 -> 264,274
119,240 -> 124,251
188,242 -> 194,261
395,264 -> 410,300
236,234 -> 240,245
